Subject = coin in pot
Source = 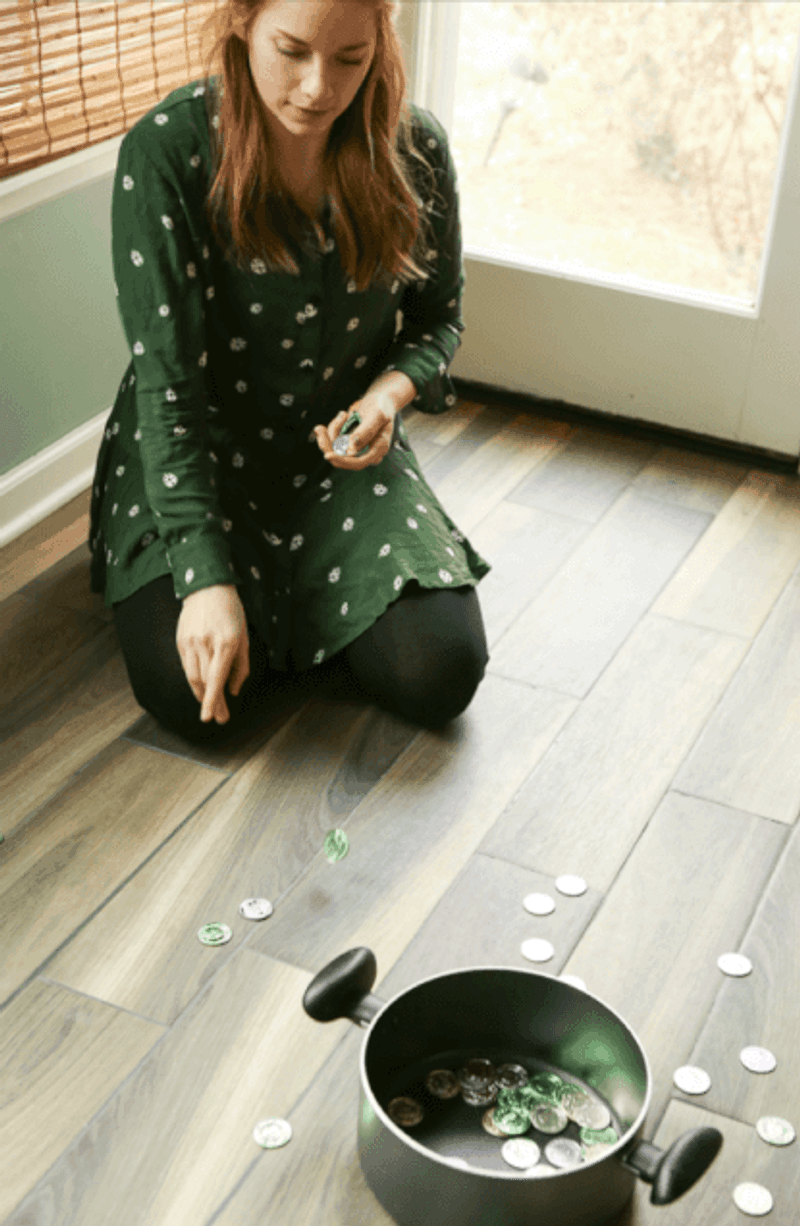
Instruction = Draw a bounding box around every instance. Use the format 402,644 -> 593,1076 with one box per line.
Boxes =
482,1107 -> 512,1137
492,1107 -> 531,1136
239,898 -> 273,920
755,1116 -> 795,1146
530,1103 -> 569,1134
426,1069 -> 460,1099
571,1097 -> 612,1130
388,1096 -> 424,1127
496,1063 -> 529,1089
673,1066 -> 711,1095
461,1083 -> 498,1107
740,1046 -> 776,1073
717,952 -> 752,977
561,1086 -> 593,1119
732,1182 -> 773,1216
545,1137 -> 583,1168
458,1058 -> 496,1088
526,1163 -> 557,1177
501,1138 -> 541,1169
529,1072 -> 564,1101
253,1118 -> 292,1148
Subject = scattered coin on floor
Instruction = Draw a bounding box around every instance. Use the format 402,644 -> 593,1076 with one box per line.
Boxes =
733,1182 -> 774,1216
253,1118 -> 292,1148
673,1066 -> 711,1095
572,1098 -> 612,1130
545,1137 -> 583,1168
559,974 -> 587,991
323,828 -> 349,862
530,1103 -> 569,1134
501,1138 -> 541,1169
388,1096 -> 424,1127
740,1046 -> 777,1074
197,923 -> 232,946
755,1116 -> 795,1146
523,892 -> 556,915
717,952 -> 753,977
426,1069 -> 460,1098
239,898 -> 274,920
555,875 -> 587,896
521,938 -> 555,963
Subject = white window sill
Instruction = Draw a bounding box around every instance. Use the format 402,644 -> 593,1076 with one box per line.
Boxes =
0,135 -> 124,225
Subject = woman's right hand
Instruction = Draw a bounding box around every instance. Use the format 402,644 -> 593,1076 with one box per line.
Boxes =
176,584 -> 250,723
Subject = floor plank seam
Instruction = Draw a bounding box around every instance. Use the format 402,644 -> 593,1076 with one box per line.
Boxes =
35,975 -> 168,1028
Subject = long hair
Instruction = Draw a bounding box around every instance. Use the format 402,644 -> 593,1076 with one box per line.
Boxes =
198,0 -> 443,291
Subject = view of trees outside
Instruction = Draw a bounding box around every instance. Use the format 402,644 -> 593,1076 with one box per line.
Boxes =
451,1 -> 800,303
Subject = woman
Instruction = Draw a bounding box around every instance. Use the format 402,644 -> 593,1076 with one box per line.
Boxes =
88,0 -> 492,745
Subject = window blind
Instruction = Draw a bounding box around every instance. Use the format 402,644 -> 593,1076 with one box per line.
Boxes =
1,0 -> 224,181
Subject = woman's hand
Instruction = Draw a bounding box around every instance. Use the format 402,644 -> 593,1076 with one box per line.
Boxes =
313,392 -> 396,470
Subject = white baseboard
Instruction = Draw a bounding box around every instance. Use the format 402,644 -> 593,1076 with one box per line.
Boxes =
0,407 -> 112,550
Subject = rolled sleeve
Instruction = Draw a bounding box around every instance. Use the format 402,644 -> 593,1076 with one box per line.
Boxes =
111,131 -> 239,601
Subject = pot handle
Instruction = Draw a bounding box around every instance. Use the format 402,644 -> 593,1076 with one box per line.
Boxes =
622,1126 -> 723,1204
302,947 -> 385,1027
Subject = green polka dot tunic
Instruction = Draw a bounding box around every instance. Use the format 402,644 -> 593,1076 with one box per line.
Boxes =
88,79 -> 491,671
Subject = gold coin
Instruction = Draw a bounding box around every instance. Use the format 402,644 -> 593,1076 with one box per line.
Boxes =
388,1096 -> 424,1127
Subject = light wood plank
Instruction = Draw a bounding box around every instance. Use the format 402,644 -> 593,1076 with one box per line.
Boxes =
0,488 -> 91,604
466,498 -> 588,649
651,469 -> 800,638
402,397 -> 488,449
15,543 -> 113,624
0,979 -> 165,1221
631,444 -> 750,516
488,489 -> 713,696
684,818 -> 800,1127
5,951 -> 349,1226
0,591 -> 108,719
45,699 -> 418,1023
673,561 -> 800,823
0,738 -> 223,1005
558,793 -> 785,1129
480,615 -> 750,893
249,673 -> 576,977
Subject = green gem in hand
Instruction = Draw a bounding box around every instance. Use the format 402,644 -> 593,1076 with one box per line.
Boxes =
324,828 -> 349,862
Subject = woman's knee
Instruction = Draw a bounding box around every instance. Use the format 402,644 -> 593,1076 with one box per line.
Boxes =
393,642 -> 487,729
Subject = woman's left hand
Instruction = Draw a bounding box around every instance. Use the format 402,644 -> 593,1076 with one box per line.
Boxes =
314,393 -> 396,470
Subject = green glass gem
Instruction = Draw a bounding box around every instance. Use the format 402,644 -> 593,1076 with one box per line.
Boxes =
555,1081 -> 584,1104
198,922 -> 231,946
579,1126 -> 618,1146
493,1108 -> 530,1136
528,1072 -> 564,1101
324,828 -> 349,862
496,1086 -> 530,1113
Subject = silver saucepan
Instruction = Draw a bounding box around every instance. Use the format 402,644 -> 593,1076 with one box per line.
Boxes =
303,948 -> 723,1226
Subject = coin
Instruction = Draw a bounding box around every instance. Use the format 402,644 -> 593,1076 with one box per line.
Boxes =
526,1163 -> 557,1177
756,1116 -> 795,1146
572,1098 -> 612,1130
555,875 -> 587,896
461,1083 -> 498,1107
717,952 -> 753,977
496,1063 -> 529,1089
492,1107 -> 531,1136
523,893 -> 556,916
740,1046 -> 776,1073
426,1069 -> 460,1099
582,1142 -> 616,1162
673,1065 -> 711,1095
388,1096 -> 424,1127
238,898 -> 273,921
323,828 -> 349,862
482,1107 -> 511,1137
545,1137 -> 583,1168
579,1126 -> 618,1146
559,974 -> 587,991
332,435 -> 351,456
253,1118 -> 292,1148
198,922 -> 232,946
520,938 -> 555,963
530,1103 -> 569,1134
459,1058 -> 496,1087
560,1086 -> 593,1118
501,1138 -> 541,1170
732,1182 -> 774,1216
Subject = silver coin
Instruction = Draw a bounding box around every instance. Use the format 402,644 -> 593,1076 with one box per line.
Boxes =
458,1058 -> 496,1088
332,435 -> 351,456
482,1107 -> 511,1137
545,1137 -> 583,1168
571,1098 -> 611,1130
461,1083 -> 498,1107
559,974 -> 587,991
740,1046 -> 776,1073
733,1182 -> 774,1216
520,938 -> 555,963
673,1065 -> 711,1095
717,952 -> 753,977
756,1116 -> 795,1146
388,1096 -> 424,1127
582,1141 -> 616,1162
526,1163 -> 557,1177
530,1102 -> 569,1134
523,892 -> 556,916
555,875 -> 587,896
253,1117 -> 292,1148
496,1063 -> 529,1089
238,897 -> 273,921
197,922 -> 232,946
426,1069 -> 460,1099
501,1138 -> 541,1170
560,1086 -> 593,1120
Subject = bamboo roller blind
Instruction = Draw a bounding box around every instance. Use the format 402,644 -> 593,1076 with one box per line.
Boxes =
1,1 -> 225,180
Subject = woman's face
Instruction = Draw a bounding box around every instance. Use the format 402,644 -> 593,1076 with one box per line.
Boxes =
248,0 -> 378,149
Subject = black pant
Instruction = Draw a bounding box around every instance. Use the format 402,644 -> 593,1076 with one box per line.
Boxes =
112,574 -> 490,745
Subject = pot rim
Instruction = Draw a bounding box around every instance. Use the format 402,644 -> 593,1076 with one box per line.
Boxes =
358,963 -> 653,1178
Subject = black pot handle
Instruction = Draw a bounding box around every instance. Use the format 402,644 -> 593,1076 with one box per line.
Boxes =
303,947 -> 385,1027
622,1126 -> 723,1204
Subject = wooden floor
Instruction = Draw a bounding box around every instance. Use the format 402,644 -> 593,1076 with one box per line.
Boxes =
2,397 -> 799,1225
